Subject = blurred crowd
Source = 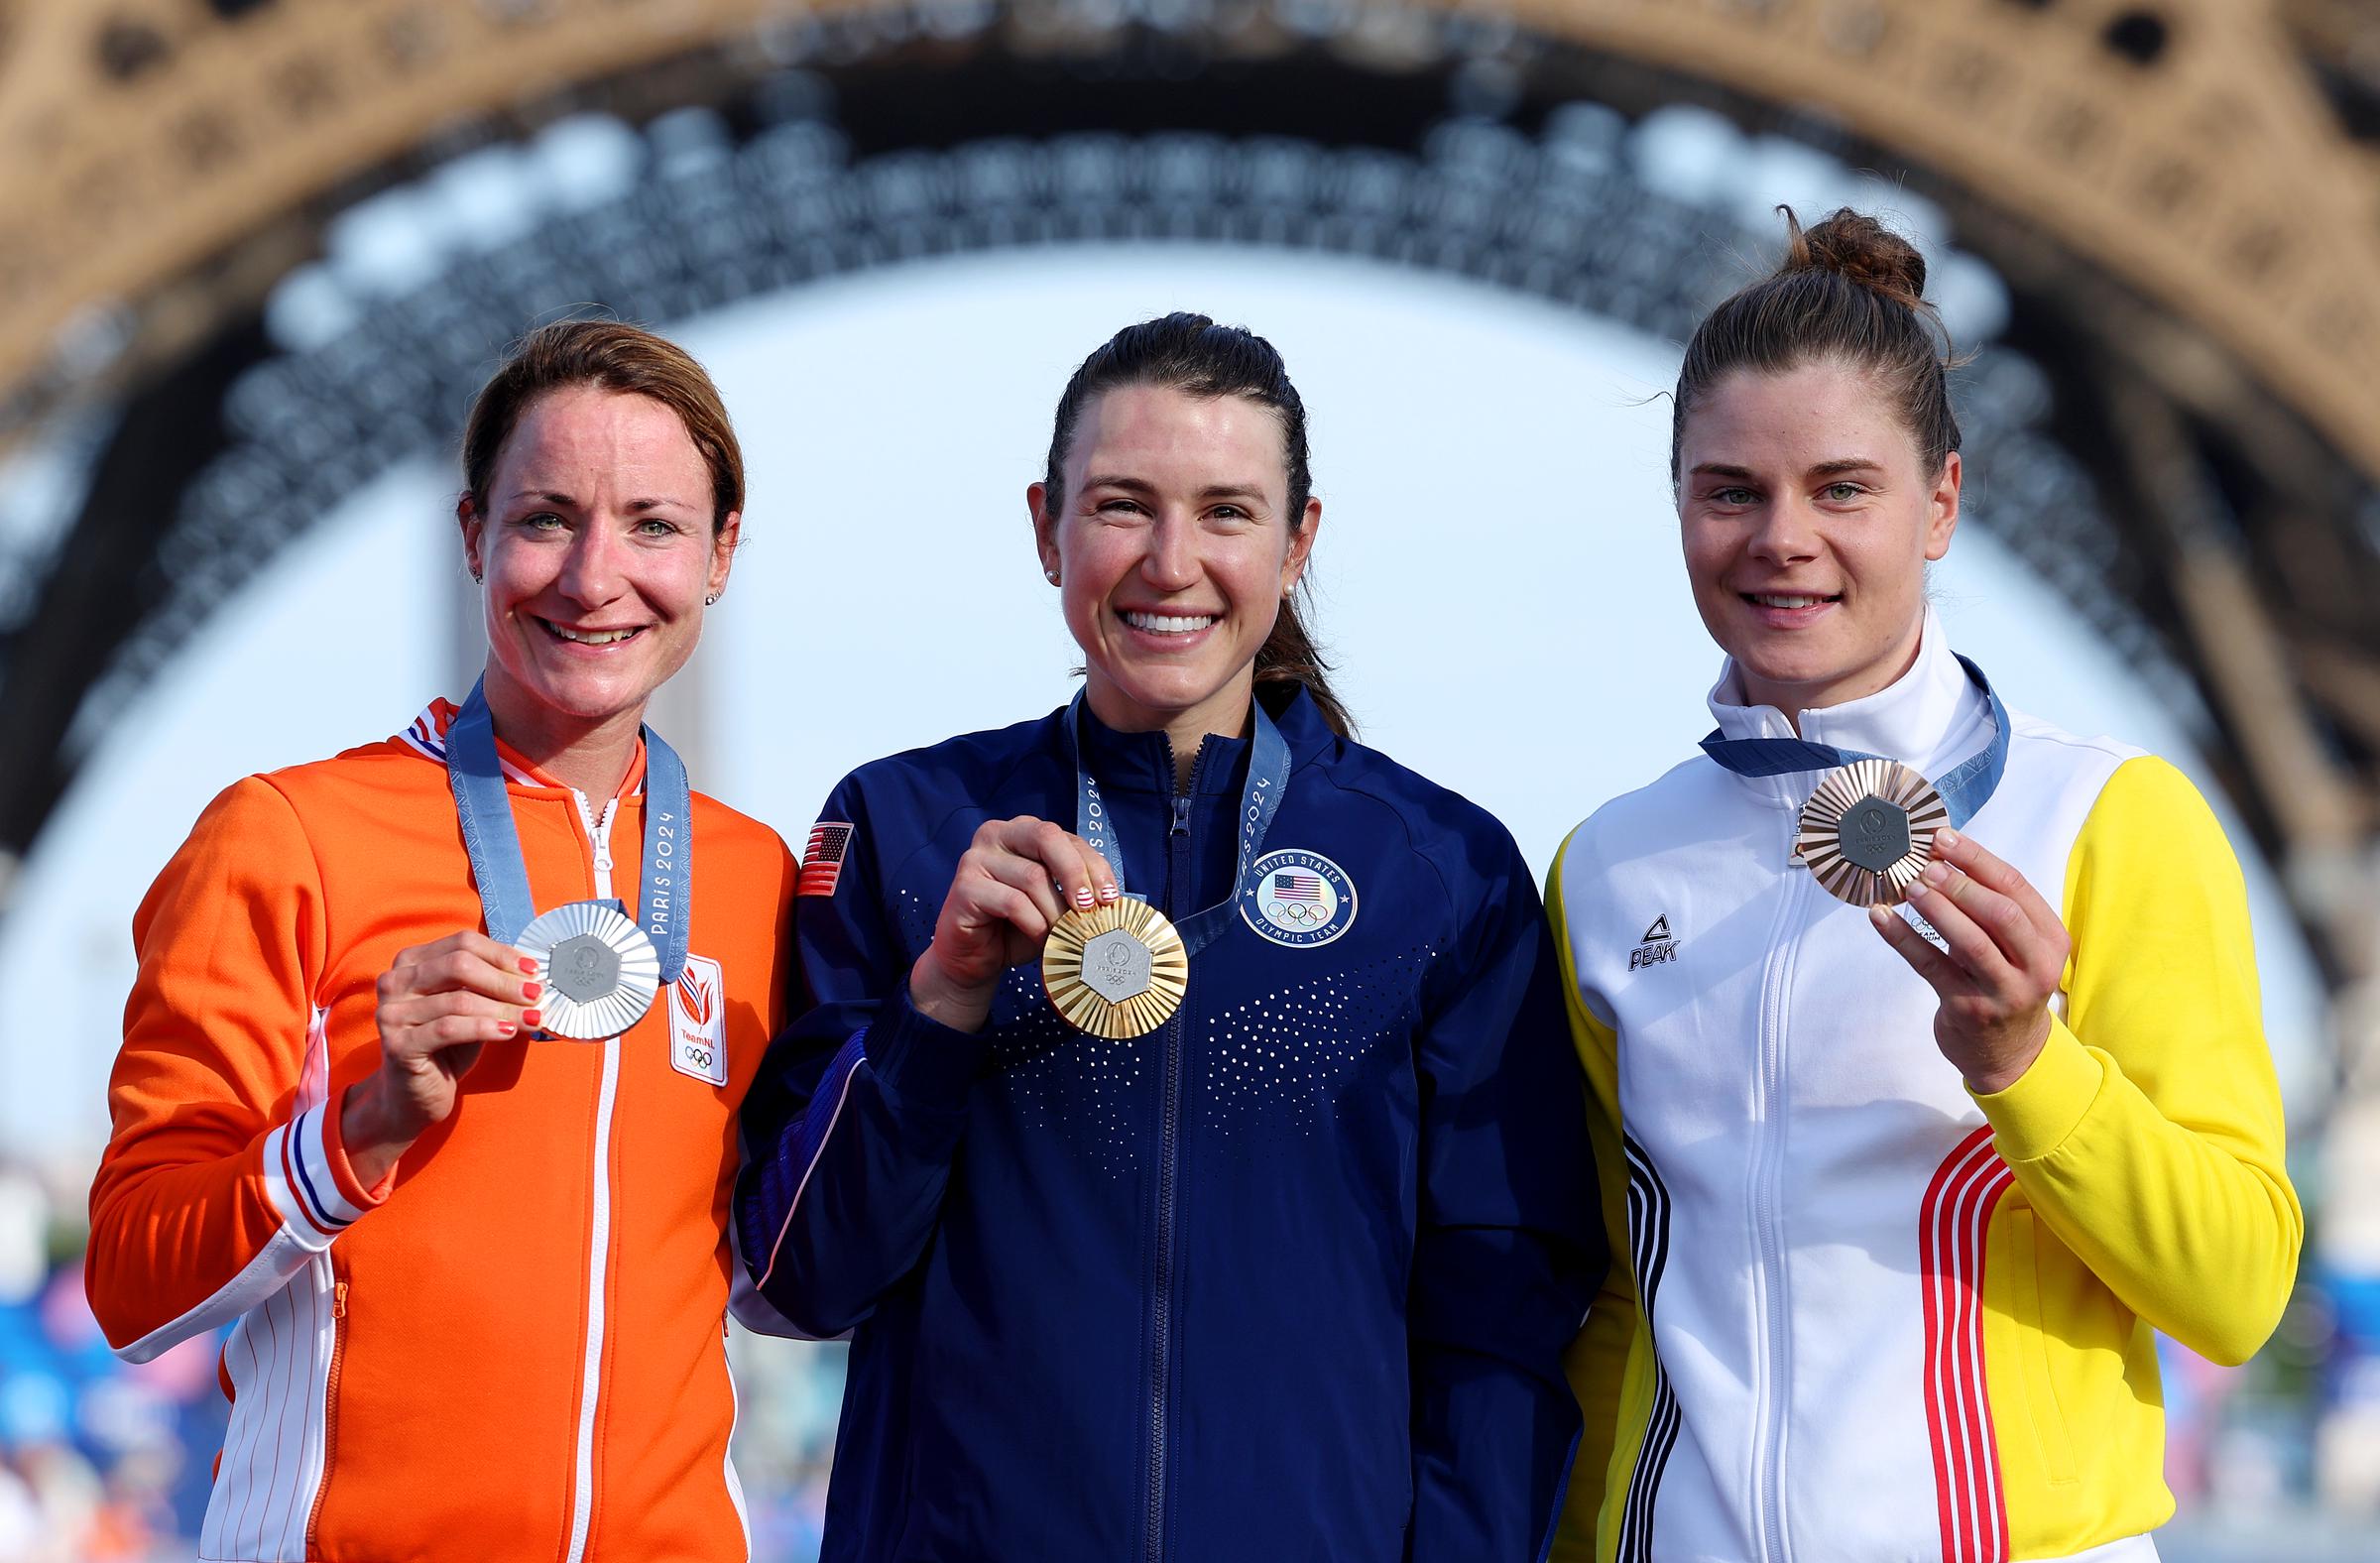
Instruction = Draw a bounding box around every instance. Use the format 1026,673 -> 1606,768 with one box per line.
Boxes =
0,1152 -> 858,1562
0,1147 -> 2370,1560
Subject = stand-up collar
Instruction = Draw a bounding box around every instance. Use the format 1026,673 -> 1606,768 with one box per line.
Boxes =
1067,683 -> 1335,796
401,697 -> 649,799
1706,609 -> 1992,804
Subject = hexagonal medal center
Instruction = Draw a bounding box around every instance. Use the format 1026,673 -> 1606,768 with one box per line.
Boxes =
1078,928 -> 1153,1004
547,933 -> 622,1003
1838,794 -> 1913,873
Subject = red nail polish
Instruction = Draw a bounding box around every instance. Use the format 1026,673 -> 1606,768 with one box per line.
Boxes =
523,1010 -> 542,1028
498,1022 -> 519,1035
518,956 -> 537,974
523,981 -> 543,1000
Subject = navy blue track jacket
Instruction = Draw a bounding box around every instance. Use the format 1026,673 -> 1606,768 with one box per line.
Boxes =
737,687 -> 1605,1561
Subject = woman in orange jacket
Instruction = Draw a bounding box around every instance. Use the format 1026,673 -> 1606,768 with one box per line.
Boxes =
86,320 -> 796,1562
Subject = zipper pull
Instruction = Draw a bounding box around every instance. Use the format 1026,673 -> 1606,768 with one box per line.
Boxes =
1171,795 -> 1192,834
579,789 -> 616,873
333,1280 -> 349,1320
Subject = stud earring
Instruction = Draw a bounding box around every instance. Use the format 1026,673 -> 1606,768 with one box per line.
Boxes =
1045,568 -> 1060,584
705,593 -> 719,605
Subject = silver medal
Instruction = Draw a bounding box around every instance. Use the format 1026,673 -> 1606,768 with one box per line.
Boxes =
517,901 -> 661,1039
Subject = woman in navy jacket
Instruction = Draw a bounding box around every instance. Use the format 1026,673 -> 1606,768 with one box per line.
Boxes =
737,313 -> 1602,1561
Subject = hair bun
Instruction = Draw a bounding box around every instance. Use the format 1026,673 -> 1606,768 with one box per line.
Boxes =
1780,206 -> 1928,304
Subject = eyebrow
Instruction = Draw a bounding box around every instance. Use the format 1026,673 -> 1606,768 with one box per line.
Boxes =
506,489 -> 696,512
1082,475 -> 1270,505
1686,458 -> 1885,482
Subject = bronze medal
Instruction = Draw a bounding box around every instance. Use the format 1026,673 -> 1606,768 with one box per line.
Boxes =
1793,759 -> 1949,906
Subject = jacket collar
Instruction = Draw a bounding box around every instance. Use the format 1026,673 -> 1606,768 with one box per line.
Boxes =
1706,608 -> 1993,799
398,698 -> 650,800
1063,682 -> 1334,797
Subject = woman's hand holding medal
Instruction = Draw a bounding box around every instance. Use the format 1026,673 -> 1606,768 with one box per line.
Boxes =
1867,828 -> 2071,1095
341,930 -> 542,1185
910,817 -> 1120,1033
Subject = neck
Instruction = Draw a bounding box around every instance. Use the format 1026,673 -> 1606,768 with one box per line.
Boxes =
1085,668 -> 1256,793
479,668 -> 644,799
1737,623 -> 1926,738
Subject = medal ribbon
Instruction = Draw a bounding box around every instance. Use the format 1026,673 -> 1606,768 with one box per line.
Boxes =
1068,690 -> 1292,957
1697,654 -> 2011,828
446,678 -> 693,983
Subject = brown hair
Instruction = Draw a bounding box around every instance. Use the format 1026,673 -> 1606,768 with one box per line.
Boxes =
1672,206 -> 1962,479
462,319 -> 745,531
1043,312 -> 1353,737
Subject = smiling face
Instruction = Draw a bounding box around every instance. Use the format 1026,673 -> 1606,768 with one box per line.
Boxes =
1031,383 -> 1319,745
1677,358 -> 1960,719
460,385 -> 738,753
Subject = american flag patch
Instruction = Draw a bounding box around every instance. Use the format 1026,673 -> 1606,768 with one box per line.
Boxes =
1272,872 -> 1323,902
800,822 -> 855,897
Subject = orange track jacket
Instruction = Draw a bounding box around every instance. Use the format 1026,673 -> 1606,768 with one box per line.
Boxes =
87,701 -> 796,1563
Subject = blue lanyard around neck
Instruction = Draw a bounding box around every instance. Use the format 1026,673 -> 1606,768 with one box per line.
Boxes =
1067,690 -> 1292,958
446,678 -> 692,983
1698,653 -> 2012,828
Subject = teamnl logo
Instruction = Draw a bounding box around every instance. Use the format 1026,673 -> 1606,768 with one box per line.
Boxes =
669,954 -> 728,1086
1629,915 -> 1678,971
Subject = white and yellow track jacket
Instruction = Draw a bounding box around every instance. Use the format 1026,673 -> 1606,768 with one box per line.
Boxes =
1549,616 -> 2302,1563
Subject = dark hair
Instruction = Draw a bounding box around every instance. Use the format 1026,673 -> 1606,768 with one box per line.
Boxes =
462,319 -> 745,532
1041,311 -> 1352,737
1673,207 -> 1962,479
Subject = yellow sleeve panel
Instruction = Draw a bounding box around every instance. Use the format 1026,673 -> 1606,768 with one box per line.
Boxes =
1972,755 -> 2303,1367
1546,831 -> 1642,1563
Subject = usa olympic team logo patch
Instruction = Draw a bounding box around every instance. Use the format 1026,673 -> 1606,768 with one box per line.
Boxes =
1241,849 -> 1358,948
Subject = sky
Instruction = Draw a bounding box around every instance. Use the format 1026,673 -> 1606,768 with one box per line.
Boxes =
0,242 -> 2329,1160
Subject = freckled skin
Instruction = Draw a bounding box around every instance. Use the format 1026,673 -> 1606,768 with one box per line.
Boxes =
1677,361 -> 1960,723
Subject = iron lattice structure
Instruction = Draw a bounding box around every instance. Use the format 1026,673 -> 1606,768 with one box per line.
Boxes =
0,0 -> 2376,1074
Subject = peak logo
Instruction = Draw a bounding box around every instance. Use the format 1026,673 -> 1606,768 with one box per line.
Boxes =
1629,915 -> 1679,971
669,954 -> 728,1086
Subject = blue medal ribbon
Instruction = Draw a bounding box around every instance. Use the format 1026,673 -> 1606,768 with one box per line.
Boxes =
1698,653 -> 2011,827
1068,690 -> 1291,958
446,678 -> 693,983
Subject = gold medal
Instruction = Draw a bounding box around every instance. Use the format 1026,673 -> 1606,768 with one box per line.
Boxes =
1794,759 -> 1949,906
1042,900 -> 1190,1039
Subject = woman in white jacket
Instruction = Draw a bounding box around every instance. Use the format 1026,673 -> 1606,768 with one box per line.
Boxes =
1551,208 -> 2301,1563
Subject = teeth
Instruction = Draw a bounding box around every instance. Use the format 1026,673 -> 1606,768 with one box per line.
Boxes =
1750,595 -> 1831,610
548,623 -> 639,645
1125,612 -> 1216,635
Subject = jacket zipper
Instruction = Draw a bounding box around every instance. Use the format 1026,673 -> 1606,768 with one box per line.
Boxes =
1145,766 -> 1199,1563
303,1274 -> 348,1550
1747,811 -> 1808,1561
564,791 -> 623,1563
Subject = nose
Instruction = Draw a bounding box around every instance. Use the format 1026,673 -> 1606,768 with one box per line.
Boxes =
1744,494 -> 1821,568
1139,512 -> 1200,593
553,520 -> 629,607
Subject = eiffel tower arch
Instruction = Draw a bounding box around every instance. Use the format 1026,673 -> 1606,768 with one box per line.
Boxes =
0,0 -> 2375,1072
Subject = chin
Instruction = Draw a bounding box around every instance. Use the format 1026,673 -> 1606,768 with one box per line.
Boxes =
1107,666 -> 1224,720
516,664 -> 655,724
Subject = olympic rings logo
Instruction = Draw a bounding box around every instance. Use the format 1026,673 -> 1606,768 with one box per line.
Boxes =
1265,899 -> 1332,927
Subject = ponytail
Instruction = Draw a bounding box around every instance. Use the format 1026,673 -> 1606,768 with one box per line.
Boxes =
1254,588 -> 1351,736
